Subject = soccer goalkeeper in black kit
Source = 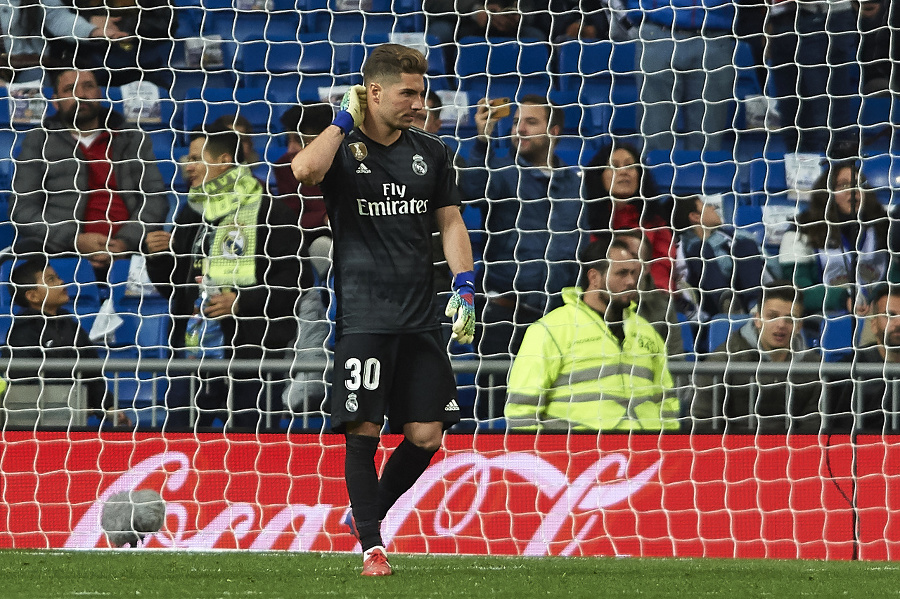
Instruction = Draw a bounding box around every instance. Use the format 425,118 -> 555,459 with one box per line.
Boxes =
291,43 -> 475,576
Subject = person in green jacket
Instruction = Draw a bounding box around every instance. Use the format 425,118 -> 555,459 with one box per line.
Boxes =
504,238 -> 679,431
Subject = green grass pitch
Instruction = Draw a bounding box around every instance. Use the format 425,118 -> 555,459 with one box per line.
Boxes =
0,550 -> 897,598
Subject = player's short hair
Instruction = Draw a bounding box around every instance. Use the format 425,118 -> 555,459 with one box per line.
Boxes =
868,283 -> 900,311
760,282 -> 802,310
10,256 -> 49,309
672,196 -> 702,232
578,238 -> 634,288
362,43 -> 427,85
519,94 -> 564,132
189,123 -> 244,164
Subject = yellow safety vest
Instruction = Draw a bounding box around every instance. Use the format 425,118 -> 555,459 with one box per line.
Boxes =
505,287 -> 679,431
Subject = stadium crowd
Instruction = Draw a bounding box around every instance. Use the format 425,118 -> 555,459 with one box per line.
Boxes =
0,0 -> 897,434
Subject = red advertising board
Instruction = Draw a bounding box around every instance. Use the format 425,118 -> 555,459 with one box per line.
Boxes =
1,432 -> 898,560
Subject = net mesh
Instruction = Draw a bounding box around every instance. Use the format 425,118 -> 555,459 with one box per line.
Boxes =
0,0 -> 897,556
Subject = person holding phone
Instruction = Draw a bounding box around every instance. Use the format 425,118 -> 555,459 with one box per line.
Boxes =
458,95 -> 588,420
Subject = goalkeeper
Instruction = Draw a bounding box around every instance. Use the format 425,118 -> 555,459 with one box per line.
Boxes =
291,43 -> 475,577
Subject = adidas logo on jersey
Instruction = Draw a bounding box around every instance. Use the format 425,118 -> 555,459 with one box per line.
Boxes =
445,399 -> 460,412
356,163 -> 371,174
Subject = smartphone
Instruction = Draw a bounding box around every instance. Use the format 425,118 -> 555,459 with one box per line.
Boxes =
489,97 -> 511,119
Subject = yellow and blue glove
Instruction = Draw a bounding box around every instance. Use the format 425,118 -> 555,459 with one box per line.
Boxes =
332,84 -> 367,135
445,271 -> 476,345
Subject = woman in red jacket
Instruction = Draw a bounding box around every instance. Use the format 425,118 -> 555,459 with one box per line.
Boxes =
584,142 -> 675,292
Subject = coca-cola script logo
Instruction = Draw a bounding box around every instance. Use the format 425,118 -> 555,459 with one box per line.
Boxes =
63,450 -> 661,555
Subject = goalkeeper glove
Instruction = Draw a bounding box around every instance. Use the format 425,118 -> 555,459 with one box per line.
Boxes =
332,84 -> 367,135
445,270 -> 476,345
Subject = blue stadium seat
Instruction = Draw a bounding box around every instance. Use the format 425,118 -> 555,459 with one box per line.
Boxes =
554,136 -> 602,168
554,40 -> 614,92
548,89 -> 604,138
212,10 -> 301,41
645,150 -> 739,196
747,157 -> 788,194
238,35 -> 356,100
702,314 -> 752,353
819,312 -> 858,362
862,153 -> 900,205
456,38 -> 552,102
182,87 -> 273,141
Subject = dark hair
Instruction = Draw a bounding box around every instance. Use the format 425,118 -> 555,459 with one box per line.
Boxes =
426,90 -> 442,110
362,43 -> 427,85
868,283 -> 900,310
672,196 -> 702,232
578,237 -> 634,288
280,103 -> 334,137
797,159 -> 887,250
519,94 -> 564,131
10,256 -> 49,309
189,123 -> 244,164
583,142 -> 669,232
213,113 -> 252,134
760,282 -> 802,308
50,68 -> 95,95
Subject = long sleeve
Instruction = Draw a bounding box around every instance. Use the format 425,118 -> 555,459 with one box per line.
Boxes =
114,133 -> 169,250
505,321 -> 560,429
11,129 -> 54,246
43,0 -> 96,40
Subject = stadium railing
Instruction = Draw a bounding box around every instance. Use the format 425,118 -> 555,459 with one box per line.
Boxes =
3,357 -> 898,433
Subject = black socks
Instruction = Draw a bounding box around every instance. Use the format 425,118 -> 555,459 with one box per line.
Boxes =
376,438 -> 438,520
345,435 -> 439,551
345,434 -> 383,551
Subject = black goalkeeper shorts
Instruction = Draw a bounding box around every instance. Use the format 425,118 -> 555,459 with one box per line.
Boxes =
331,331 -> 461,433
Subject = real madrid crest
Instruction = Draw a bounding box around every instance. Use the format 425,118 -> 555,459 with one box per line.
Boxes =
412,153 -> 427,176
221,226 -> 246,259
349,142 -> 368,161
345,393 -> 359,413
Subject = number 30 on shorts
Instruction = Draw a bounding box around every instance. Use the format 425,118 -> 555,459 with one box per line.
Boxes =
344,357 -> 382,391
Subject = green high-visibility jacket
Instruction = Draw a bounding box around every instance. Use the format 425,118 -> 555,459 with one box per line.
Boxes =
505,287 -> 679,431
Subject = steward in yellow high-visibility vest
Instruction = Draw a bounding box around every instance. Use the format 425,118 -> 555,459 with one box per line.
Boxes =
504,239 -> 680,431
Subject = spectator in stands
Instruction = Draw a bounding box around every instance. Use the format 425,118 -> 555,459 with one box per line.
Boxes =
411,91 -> 443,134
693,284 -> 822,433
537,0 -> 610,42
11,68 -> 168,270
584,142 -> 675,292
4,256 -> 130,427
0,0 -> 127,83
613,229 -> 686,358
858,0 -> 892,94
505,238 -> 679,431
423,0 -> 546,54
766,0 -> 860,156
460,94 -> 587,418
834,282 -> 900,433
778,160 -> 888,317
68,0 -> 176,88
273,103 -> 333,281
823,283 -> 900,434
625,0 -> 737,152
143,124 -> 304,431
673,195 -> 765,320
212,114 -> 269,187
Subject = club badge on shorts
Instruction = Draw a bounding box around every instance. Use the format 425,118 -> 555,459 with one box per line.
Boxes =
412,154 -> 427,176
221,227 -> 246,258
345,393 -> 359,413
350,142 -> 368,161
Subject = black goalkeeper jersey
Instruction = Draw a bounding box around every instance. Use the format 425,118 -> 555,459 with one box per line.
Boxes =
321,127 -> 461,336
